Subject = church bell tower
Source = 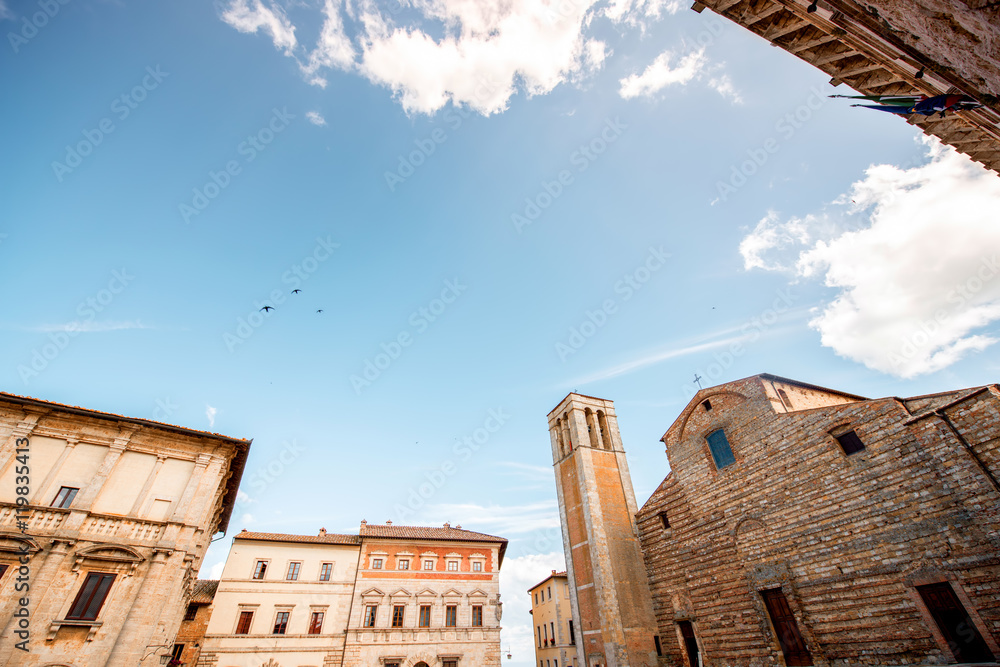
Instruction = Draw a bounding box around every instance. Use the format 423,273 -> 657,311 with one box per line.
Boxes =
548,393 -> 659,667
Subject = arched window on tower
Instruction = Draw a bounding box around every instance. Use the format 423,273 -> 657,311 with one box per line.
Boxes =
597,411 -> 612,450
585,409 -> 600,448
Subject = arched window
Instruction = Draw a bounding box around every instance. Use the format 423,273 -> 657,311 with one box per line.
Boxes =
597,411 -> 612,450
585,409 -> 600,448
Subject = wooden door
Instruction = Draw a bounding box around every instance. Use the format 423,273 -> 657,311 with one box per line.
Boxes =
917,583 -> 995,663
678,621 -> 700,667
761,588 -> 813,666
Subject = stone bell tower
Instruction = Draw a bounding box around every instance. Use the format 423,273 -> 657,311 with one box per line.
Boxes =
547,393 -> 659,667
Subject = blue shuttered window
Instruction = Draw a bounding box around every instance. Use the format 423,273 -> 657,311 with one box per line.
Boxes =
707,429 -> 736,469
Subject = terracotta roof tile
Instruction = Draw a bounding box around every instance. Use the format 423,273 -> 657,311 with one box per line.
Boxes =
235,530 -> 361,546
359,523 -> 506,544
191,579 -> 219,604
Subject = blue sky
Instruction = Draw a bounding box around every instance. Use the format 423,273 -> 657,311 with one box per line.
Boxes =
3,0 -> 999,661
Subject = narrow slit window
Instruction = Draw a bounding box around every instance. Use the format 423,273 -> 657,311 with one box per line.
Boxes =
659,512 -> 670,530
706,429 -> 736,469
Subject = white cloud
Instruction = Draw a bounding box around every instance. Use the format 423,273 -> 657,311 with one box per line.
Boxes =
299,0 -> 356,87
209,560 -> 226,579
499,552 -> 566,665
305,110 -> 327,126
0,0 -> 13,20
619,47 -> 741,103
219,0 -> 673,116
221,0 -> 297,56
741,139 -> 1000,378
206,405 -> 218,428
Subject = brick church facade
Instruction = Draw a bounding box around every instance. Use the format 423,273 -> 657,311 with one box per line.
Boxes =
549,375 -> 1000,666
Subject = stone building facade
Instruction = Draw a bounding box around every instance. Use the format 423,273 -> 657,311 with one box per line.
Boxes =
690,0 -> 1000,173
547,393 -> 660,667
636,374 -> 1000,665
529,570 -> 577,667
0,391 -> 250,667
197,521 -> 507,667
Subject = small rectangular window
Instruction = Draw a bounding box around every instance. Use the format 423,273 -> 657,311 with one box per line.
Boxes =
364,604 -> 377,627
702,399 -> 712,411
252,560 -> 267,580
569,619 -> 574,644
286,562 -> 301,580
445,605 -> 457,627
419,604 -> 431,627
66,572 -> 116,620
308,611 -> 324,634
184,604 -> 198,621
835,429 -> 866,455
272,611 -> 289,634
447,560 -> 459,571
398,559 -> 410,570
472,561 -> 482,572
707,428 -> 736,469
443,662 -> 457,667
235,610 -> 254,634
472,605 -> 483,626
423,559 -> 434,570
372,558 -> 383,569
392,604 -> 405,627
319,562 -> 333,581
52,486 -> 79,509
171,644 -> 185,660
659,512 -> 670,530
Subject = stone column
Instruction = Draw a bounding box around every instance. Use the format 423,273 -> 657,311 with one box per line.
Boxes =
102,548 -> 172,667
74,432 -> 133,511
129,456 -> 166,516
30,438 -> 78,505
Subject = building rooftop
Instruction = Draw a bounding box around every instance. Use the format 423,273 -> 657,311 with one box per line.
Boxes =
528,569 -> 567,593
235,529 -> 362,546
191,579 -> 220,604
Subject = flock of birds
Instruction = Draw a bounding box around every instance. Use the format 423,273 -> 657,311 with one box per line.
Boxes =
259,289 -> 323,314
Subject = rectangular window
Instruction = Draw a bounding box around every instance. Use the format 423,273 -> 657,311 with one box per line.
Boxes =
472,605 -> 483,626
419,605 -> 431,627
308,611 -> 324,635
363,604 -> 377,627
472,561 -> 482,572
423,559 -> 434,570
534,592 -> 539,605
445,605 -> 457,627
372,558 -> 383,569
252,560 -> 267,580
66,572 -> 116,620
171,644 -> 185,660
272,611 -> 289,634
319,562 -> 333,581
550,621 -> 555,643
569,619 -> 574,644
835,429 -> 866,455
538,625 -> 543,647
659,512 -> 670,530
398,559 -> 410,570
443,662 -> 457,667
707,428 -> 736,469
184,604 -> 198,621
392,605 -> 405,627
286,562 -> 301,580
547,586 -> 551,599
235,610 -> 254,634
52,486 -> 79,509
447,560 -> 459,571
654,635 -> 662,656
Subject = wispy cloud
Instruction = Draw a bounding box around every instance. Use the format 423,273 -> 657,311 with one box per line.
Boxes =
419,501 -> 559,535
206,405 -> 218,428
561,318 -> 802,387
305,110 -> 326,126
0,1 -> 13,21
619,47 -> 742,104
7,320 -> 153,333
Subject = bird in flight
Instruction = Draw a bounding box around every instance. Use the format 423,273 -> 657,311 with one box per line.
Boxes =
292,289 -> 302,294
260,306 -> 274,313
316,309 -> 324,314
